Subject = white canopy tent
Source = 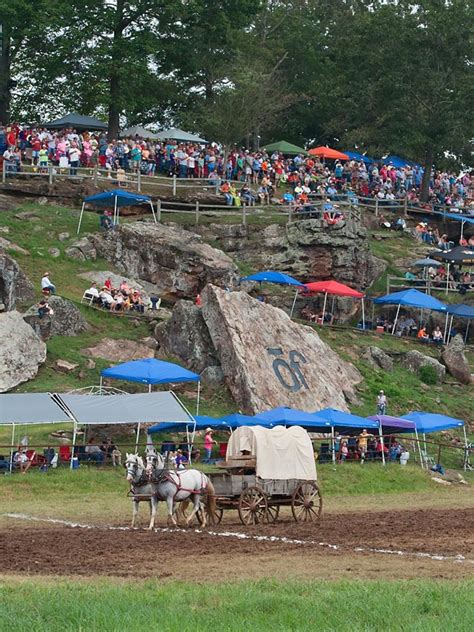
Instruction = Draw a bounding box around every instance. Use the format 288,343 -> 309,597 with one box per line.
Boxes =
0,391 -> 196,469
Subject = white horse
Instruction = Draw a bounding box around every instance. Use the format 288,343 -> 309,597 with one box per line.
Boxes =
144,451 -> 217,527
125,453 -> 160,529
125,453 -> 217,529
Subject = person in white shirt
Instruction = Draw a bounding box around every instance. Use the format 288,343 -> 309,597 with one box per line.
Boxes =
41,272 -> 56,294
376,390 -> 387,415
85,283 -> 100,300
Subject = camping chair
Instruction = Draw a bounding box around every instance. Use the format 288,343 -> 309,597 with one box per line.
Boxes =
59,445 -> 72,462
81,291 -> 95,306
421,450 -> 435,468
218,442 -> 228,458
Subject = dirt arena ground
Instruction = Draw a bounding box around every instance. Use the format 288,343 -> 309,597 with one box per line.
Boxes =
2,507 -> 473,581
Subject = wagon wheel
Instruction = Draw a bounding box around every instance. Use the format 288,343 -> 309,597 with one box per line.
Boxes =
264,504 -> 280,523
291,481 -> 322,522
197,503 -> 224,527
238,486 -> 268,525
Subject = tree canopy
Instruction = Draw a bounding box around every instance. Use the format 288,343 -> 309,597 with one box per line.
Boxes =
0,0 -> 472,177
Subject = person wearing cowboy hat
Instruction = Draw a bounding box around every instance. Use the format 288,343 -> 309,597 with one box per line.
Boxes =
41,271 -> 56,294
204,427 -> 218,461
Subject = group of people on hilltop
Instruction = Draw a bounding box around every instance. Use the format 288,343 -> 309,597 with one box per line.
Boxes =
1,122 -> 472,212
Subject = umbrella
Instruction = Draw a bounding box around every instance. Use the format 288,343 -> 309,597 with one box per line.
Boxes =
429,247 -> 474,264
303,280 -> 365,328
413,258 -> 441,267
241,270 -> 304,317
262,140 -> 308,156
308,146 -> 349,161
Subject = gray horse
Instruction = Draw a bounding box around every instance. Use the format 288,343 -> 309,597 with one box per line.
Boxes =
125,453 -> 217,529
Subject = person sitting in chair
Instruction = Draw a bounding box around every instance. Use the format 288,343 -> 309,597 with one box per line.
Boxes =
13,447 -> 32,474
432,326 -> 444,345
41,272 -> 56,294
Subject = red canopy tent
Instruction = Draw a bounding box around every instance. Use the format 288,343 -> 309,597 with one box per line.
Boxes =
308,147 -> 349,161
303,280 -> 366,327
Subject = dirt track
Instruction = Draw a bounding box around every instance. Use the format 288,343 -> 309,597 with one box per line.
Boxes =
2,507 -> 473,581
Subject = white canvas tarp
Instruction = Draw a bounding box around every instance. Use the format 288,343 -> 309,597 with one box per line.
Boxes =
0,393 -> 71,425
226,425 -> 316,481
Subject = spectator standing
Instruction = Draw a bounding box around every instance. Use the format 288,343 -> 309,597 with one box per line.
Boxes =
376,390 -> 387,415
204,428 -> 217,461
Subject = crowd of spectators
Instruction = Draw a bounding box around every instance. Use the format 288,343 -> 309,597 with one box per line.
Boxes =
0,123 -> 472,213
84,277 -> 146,313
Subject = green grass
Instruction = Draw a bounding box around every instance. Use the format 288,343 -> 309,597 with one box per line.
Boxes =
0,578 -> 472,631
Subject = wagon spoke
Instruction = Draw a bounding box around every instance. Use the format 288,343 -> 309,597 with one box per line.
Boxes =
291,482 -> 322,523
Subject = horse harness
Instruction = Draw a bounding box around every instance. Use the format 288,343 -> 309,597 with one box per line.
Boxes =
149,468 -> 208,501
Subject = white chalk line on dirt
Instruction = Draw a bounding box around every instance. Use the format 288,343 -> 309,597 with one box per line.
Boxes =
3,513 -> 473,565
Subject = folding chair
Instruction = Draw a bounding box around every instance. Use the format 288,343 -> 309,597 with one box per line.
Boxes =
81,291 -> 95,306
59,445 -> 72,462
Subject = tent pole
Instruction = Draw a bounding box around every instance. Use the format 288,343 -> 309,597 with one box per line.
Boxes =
9,423 -> 15,473
331,426 -> 336,464
445,263 -> 450,295
361,298 -> 366,331
77,202 -> 86,234
371,301 -> 375,328
148,384 -> 152,393
443,311 -> 449,343
391,303 -> 401,335
114,195 -> 118,226
149,200 -> 157,223
464,320 -> 470,343
196,381 -> 201,416
70,421 -> 77,469
461,220 -> 465,241
423,432 -> 428,468
447,315 -> 454,343
415,428 -> 423,469
462,425 -> 468,471
379,426 -> 385,466
289,288 -> 298,318
135,423 -> 141,453
321,292 -> 328,325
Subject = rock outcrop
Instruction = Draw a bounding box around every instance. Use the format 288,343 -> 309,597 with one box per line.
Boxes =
83,223 -> 240,302
0,252 -> 35,310
442,335 -> 472,384
400,350 -> 445,383
155,300 -> 219,372
23,296 -> 88,340
362,346 -> 393,372
200,285 -> 361,414
81,338 -> 154,362
0,311 -> 47,391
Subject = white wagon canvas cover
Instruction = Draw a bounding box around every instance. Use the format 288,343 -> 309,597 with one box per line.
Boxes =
226,425 -> 317,481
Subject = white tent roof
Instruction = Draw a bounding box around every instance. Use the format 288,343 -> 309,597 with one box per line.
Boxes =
120,126 -> 160,140
154,128 -> 209,144
58,392 -> 194,426
226,425 -> 317,481
0,392 -> 194,427
0,393 -> 71,425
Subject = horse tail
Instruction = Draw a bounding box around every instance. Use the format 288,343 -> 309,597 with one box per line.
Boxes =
205,478 -> 217,523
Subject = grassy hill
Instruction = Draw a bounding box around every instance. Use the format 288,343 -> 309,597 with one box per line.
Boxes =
1,201 -> 472,453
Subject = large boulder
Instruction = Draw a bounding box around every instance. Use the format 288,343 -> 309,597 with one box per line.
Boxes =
200,285 -> 361,414
362,346 -> 393,372
24,296 -> 88,340
0,251 -> 35,310
0,311 -> 47,391
442,335 -> 472,384
87,223 -> 240,302
400,350 -> 445,382
156,300 -> 219,373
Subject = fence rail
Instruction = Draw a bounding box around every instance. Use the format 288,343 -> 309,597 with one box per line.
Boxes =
386,275 -> 473,296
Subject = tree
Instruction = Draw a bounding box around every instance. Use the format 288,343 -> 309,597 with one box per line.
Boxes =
323,0 -> 474,199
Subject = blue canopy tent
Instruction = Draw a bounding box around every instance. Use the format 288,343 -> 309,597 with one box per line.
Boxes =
436,212 -> 474,241
100,358 -> 201,413
402,411 -> 467,469
219,413 -> 265,428
255,407 -> 331,429
241,270 -> 305,317
147,415 -> 226,435
446,303 -> 474,342
310,408 -> 382,464
373,288 -> 447,337
77,189 -> 157,233
343,151 -> 374,165
381,155 -> 422,169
